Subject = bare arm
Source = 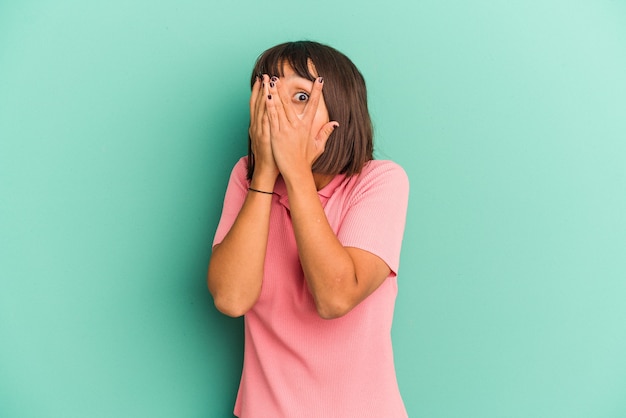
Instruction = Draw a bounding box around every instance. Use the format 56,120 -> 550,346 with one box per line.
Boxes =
207,75 -> 278,317
266,77 -> 392,319
207,186 -> 273,317
284,170 -> 391,319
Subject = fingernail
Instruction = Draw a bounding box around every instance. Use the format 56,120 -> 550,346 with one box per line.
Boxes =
318,77 -> 324,83
270,81 -> 275,88
271,76 -> 278,82
268,94 -> 272,100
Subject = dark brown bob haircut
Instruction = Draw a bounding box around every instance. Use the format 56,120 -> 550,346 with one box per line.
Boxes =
247,41 -> 373,180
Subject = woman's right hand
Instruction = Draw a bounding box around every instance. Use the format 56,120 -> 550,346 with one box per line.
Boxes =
249,75 -> 279,184
208,76 -> 277,317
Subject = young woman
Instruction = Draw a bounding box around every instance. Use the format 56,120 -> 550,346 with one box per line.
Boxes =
208,41 -> 409,417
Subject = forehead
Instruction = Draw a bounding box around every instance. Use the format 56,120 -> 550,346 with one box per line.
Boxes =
256,50 -> 317,81
280,61 -> 318,80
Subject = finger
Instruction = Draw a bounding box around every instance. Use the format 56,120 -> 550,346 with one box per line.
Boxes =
266,77 -> 289,129
273,77 -> 299,125
252,108 -> 270,156
314,121 -> 340,152
261,106 -> 270,138
249,75 -> 261,115
303,77 -> 325,123
254,75 -> 268,127
266,102 -> 279,136
249,76 -> 265,139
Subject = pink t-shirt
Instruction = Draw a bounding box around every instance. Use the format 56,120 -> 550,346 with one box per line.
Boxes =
213,157 -> 410,418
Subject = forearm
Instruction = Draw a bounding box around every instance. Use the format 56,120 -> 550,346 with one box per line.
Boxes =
208,177 -> 275,317
283,170 -> 358,318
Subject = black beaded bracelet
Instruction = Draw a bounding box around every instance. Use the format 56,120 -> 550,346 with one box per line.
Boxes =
248,187 -> 274,195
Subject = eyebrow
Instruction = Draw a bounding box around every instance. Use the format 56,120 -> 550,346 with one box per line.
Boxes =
283,76 -> 314,91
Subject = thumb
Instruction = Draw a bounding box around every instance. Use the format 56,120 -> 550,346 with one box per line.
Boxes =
314,121 -> 339,150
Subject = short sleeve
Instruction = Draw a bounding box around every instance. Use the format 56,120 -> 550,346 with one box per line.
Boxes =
336,161 -> 409,275
212,157 -> 249,247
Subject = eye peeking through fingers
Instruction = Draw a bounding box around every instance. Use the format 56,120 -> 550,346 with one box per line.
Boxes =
293,92 -> 310,103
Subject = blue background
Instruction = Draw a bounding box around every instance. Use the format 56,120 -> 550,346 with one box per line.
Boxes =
1,1 -> 625,416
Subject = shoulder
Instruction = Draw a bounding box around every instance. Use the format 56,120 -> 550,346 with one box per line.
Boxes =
361,160 -> 408,179
332,160 -> 409,208
232,156 -> 248,176
226,156 -> 249,184
352,160 -> 409,192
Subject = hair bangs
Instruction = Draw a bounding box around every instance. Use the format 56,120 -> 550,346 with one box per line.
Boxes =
250,43 -> 317,87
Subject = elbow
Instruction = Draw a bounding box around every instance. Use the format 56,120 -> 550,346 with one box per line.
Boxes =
312,270 -> 358,320
207,274 -> 254,318
209,283 -> 253,317
212,297 -> 249,318
315,297 -> 354,320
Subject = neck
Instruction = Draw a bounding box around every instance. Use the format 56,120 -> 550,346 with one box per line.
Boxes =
313,173 -> 334,191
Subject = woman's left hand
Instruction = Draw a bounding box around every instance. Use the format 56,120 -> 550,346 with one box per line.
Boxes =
265,77 -> 339,178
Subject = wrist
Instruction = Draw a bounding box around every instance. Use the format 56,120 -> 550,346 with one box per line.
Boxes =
250,170 -> 278,192
282,167 -> 315,191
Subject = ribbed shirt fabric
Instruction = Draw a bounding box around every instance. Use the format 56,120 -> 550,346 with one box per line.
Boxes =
213,157 -> 410,418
